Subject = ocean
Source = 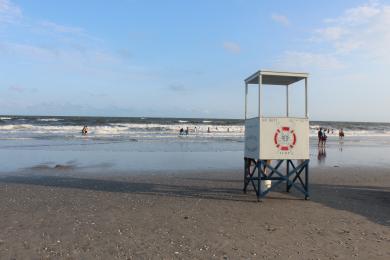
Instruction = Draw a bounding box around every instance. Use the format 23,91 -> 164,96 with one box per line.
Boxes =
1,115 -> 390,142
1,115 -> 390,172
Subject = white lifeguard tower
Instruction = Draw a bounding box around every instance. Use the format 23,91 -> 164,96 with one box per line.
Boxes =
243,70 -> 310,200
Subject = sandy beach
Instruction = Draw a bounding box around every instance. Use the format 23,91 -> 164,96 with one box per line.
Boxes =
3,0 -> 390,258
1,116 -> 390,259
0,165 -> 389,259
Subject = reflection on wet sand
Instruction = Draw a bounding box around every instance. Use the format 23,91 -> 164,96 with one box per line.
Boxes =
317,147 -> 326,164
339,140 -> 344,152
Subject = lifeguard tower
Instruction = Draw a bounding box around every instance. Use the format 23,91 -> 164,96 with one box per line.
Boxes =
243,70 -> 310,201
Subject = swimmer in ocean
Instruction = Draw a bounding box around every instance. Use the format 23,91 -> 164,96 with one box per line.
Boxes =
81,125 -> 88,135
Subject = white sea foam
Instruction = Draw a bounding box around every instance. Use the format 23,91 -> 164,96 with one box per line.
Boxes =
0,117 -> 12,120
38,118 -> 63,122
1,122 -> 390,141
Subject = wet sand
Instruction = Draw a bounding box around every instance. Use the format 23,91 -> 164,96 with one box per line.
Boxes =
0,166 -> 389,259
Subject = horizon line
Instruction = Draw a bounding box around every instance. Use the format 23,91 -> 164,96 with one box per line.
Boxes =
1,114 -> 389,124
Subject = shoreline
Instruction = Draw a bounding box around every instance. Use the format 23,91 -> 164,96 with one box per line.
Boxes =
0,166 -> 389,259
2,136 -> 390,173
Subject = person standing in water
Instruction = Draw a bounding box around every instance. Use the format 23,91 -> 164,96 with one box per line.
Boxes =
339,128 -> 345,139
81,125 -> 88,135
317,128 -> 323,147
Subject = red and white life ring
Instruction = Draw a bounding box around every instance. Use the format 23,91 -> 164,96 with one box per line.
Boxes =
274,127 -> 296,151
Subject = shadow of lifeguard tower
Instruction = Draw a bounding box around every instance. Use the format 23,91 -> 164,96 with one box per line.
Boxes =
243,70 -> 310,201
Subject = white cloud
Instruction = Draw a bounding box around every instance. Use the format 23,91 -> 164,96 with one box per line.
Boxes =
271,14 -> 290,27
39,20 -> 84,34
276,51 -> 345,71
342,2 -> 381,23
0,41 -> 125,76
0,1 -> 134,76
316,26 -> 345,41
316,1 -> 390,60
0,0 -> 21,24
273,1 -> 390,122
278,1 -> 390,73
223,41 -> 240,54
1,42 -> 54,60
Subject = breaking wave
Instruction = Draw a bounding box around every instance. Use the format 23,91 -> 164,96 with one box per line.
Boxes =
0,116 -> 389,141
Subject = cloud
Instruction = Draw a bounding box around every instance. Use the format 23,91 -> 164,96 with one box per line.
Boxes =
340,2 -> 381,23
117,48 -> 132,60
276,51 -> 345,71
88,92 -> 109,98
277,1 -> 390,72
39,20 -> 84,34
223,41 -> 241,54
315,26 -> 345,41
8,84 -> 24,92
168,83 -> 188,92
7,84 -> 37,93
0,0 -> 21,24
0,0 -> 139,78
0,41 -> 122,70
315,1 -> 390,60
1,42 -> 54,59
270,1 -> 390,122
271,13 -> 290,27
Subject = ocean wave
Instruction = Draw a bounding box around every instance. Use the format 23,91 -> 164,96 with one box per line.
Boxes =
1,117 -> 390,142
38,118 -> 63,122
0,137 -> 34,140
1,122 -> 390,137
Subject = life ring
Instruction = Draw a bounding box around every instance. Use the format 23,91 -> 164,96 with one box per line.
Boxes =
274,127 -> 296,151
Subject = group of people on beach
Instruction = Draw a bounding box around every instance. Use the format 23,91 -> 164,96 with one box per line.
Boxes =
179,126 -> 208,135
80,124 -> 230,136
317,127 -> 345,147
179,127 -> 189,135
178,126 -> 229,135
317,128 -> 328,147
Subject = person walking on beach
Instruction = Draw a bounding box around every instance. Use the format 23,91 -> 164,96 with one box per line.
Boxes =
339,128 -> 344,139
322,131 -> 327,146
317,128 -> 323,147
185,127 -> 189,135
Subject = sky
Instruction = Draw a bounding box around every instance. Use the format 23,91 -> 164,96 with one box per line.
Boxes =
1,0 -> 390,122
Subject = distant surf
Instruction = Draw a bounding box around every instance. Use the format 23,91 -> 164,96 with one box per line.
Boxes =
0,115 -> 389,142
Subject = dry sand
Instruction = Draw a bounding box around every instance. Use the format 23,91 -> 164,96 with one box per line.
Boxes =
0,166 -> 389,259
